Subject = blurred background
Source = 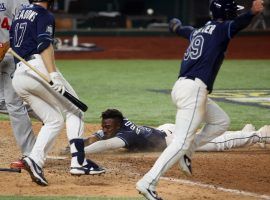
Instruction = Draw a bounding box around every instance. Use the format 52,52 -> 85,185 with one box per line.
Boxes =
53,0 -> 270,32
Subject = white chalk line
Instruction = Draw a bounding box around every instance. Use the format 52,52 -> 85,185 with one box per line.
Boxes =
161,177 -> 270,200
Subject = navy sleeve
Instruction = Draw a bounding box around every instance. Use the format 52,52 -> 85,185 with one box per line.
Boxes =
116,131 -> 137,147
36,11 -> 55,53
229,11 -> 255,38
175,26 -> 195,40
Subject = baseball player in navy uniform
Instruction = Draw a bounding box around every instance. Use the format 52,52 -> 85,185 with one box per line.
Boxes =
136,1 -> 264,199
0,0 -> 37,163
9,0 -> 105,186
70,109 -> 270,154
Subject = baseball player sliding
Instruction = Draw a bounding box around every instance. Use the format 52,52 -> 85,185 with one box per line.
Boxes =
0,0 -> 36,161
136,0 -> 265,199
61,109 -> 269,154
9,0 -> 105,186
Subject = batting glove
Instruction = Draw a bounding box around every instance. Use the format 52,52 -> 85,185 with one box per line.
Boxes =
169,18 -> 182,33
49,72 -> 65,95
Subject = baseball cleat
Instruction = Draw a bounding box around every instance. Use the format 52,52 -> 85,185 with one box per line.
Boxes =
10,158 -> 25,169
136,179 -> 163,200
241,124 -> 256,132
22,157 -> 48,186
257,125 -> 270,144
179,154 -> 192,176
70,159 -> 105,175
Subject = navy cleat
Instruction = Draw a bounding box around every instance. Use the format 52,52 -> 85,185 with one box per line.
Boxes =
70,159 -> 105,175
22,157 -> 48,186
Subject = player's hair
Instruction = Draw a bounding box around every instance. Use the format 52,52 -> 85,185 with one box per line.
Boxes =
101,109 -> 124,124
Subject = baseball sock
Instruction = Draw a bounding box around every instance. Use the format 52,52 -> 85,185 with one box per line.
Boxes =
70,138 -> 87,167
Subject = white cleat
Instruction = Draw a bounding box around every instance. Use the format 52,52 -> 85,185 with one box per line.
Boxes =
241,124 -> 256,132
136,179 -> 163,200
179,154 -> 192,176
257,125 -> 270,145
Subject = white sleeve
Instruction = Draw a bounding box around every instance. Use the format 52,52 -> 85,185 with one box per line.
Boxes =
84,137 -> 126,154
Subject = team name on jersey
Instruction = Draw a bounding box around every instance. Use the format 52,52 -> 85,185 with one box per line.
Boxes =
124,120 -> 141,135
0,3 -> 6,11
14,9 -> 38,22
193,24 -> 216,36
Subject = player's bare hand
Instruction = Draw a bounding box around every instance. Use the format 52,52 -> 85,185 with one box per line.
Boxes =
49,72 -> 65,95
251,0 -> 264,15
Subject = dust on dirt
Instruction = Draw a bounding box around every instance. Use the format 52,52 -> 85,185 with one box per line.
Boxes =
0,121 -> 270,200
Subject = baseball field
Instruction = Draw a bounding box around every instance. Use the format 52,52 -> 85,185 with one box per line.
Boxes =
0,36 -> 270,200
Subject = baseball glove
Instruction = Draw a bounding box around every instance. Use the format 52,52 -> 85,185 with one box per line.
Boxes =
0,42 -> 9,62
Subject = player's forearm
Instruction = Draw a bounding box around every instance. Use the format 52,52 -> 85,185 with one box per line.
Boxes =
230,11 -> 255,36
230,0 -> 264,36
84,137 -> 125,154
40,44 -> 57,73
175,26 -> 194,40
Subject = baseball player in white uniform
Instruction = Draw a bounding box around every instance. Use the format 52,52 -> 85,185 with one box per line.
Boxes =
9,0 -> 105,186
136,1 -> 264,199
83,123 -> 270,154
0,0 -> 36,156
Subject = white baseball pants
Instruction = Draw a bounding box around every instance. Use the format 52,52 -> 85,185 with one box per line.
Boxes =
142,78 -> 230,187
158,124 -> 262,151
12,54 -> 84,167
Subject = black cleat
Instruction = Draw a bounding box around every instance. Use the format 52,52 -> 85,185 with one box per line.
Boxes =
23,157 -> 48,186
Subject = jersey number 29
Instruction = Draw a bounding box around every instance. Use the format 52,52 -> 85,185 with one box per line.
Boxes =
184,35 -> 204,60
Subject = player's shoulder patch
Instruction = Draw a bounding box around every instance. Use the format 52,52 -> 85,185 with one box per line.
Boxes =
46,25 -> 53,35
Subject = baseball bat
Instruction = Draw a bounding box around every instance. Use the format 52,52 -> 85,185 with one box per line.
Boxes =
8,48 -> 88,112
0,168 -> 21,173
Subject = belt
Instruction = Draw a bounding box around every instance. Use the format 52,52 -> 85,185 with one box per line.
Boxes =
24,55 -> 36,62
179,76 -> 196,81
185,75 -> 195,80
179,76 -> 208,91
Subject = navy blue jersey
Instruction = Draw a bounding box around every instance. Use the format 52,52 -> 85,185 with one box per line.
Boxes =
95,118 -> 167,151
177,12 -> 254,93
9,4 -> 55,63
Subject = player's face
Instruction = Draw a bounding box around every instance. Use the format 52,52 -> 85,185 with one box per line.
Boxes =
101,118 -> 121,138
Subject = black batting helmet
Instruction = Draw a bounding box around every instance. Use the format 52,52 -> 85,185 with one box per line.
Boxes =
210,0 -> 244,20
29,0 -> 54,10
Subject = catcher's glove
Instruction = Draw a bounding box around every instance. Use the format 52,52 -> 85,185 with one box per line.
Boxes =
0,42 -> 9,62
169,18 -> 182,33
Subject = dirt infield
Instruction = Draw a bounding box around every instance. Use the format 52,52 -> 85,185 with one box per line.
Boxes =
0,121 -> 270,200
55,35 -> 270,60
